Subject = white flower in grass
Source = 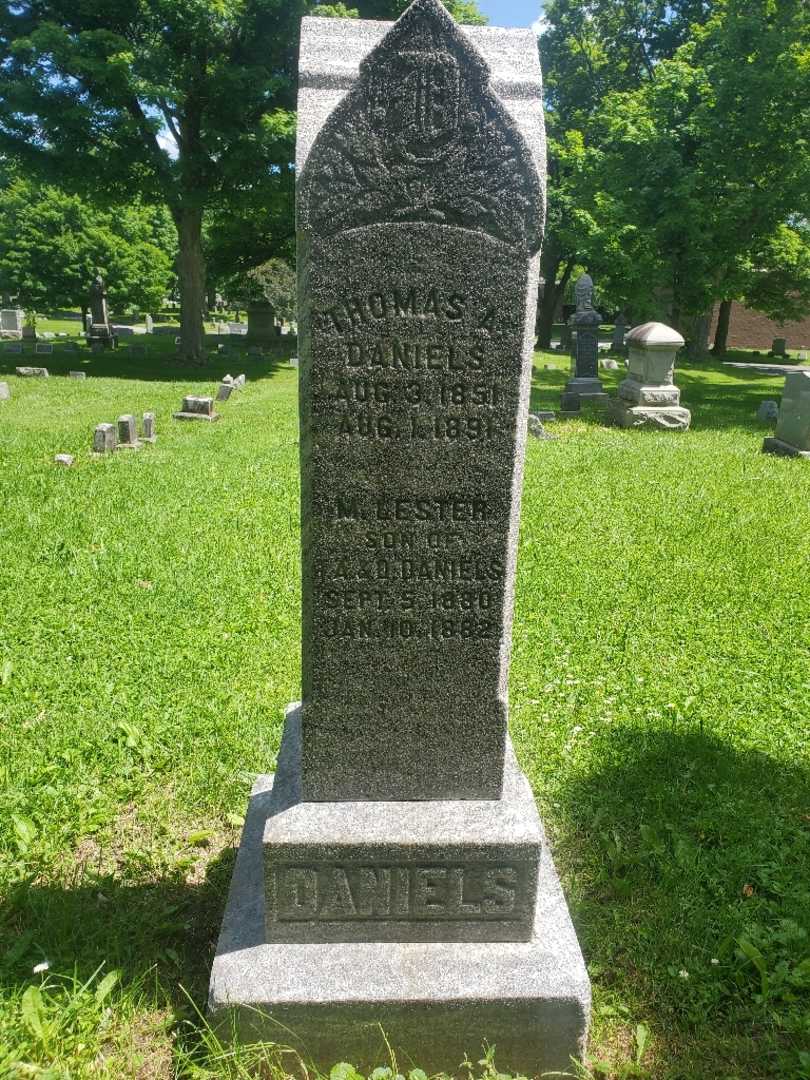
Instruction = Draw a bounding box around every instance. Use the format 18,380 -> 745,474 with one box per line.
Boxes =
678,969 -> 689,980
33,961 -> 49,974
711,958 -> 720,966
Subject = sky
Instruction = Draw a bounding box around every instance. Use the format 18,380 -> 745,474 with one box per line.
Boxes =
475,0 -> 545,30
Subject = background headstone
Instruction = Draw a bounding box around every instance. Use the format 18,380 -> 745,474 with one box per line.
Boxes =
607,322 -> 691,430
142,412 -> 157,442
216,382 -> 233,402
54,454 -> 74,467
757,400 -> 779,423
763,370 -> 810,457
0,309 -> 23,338
0,382 -> 10,400
561,274 -> 608,413
117,414 -> 139,448
68,371 -> 87,379
611,312 -> 627,351
93,423 -> 117,454
772,337 -> 787,357
173,395 -> 219,421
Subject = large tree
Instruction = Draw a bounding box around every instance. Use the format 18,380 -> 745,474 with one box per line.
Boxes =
0,0 -> 305,363
537,0 -> 810,351
0,176 -> 175,314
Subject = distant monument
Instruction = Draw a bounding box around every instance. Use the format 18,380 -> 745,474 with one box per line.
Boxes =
561,273 -> 608,413
209,2 -> 590,1075
87,275 -> 117,350
607,322 -> 691,430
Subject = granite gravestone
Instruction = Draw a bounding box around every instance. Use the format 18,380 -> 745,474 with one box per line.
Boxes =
763,370 -> 810,458
87,276 -> 117,349
93,423 -> 117,454
0,309 -> 23,338
173,395 -> 219,421
0,382 -> 10,400
561,274 -> 608,413
611,312 -> 627,351
607,321 -> 691,430
210,3 -> 590,1074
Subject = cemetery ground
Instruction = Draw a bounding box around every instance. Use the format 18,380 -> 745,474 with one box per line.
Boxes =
0,341 -> 808,1080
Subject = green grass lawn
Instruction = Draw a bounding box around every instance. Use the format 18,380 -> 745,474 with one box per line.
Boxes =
0,344 -> 808,1079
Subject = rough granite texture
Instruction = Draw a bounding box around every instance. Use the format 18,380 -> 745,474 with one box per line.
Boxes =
608,322 -> 690,431
297,0 -> 545,802
770,370 -> 810,452
262,707 -> 542,943
210,771 -> 591,1075
93,423 -> 117,453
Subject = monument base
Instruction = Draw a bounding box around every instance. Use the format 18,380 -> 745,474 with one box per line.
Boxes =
560,378 -> 608,415
209,771 -> 590,1076
172,411 -> 221,422
608,399 -> 691,431
762,436 -> 810,458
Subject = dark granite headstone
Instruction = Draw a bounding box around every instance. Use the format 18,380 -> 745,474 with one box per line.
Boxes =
561,273 -> 608,412
297,6 -> 543,802
210,3 -> 590,1072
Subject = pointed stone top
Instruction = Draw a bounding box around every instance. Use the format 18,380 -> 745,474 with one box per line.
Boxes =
298,0 -> 543,252
626,321 -> 685,348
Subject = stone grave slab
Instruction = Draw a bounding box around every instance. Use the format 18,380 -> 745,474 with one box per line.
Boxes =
173,395 -> 219,422
116,414 -> 141,449
0,382 -> 10,400
93,423 -> 117,454
210,3 -> 589,1074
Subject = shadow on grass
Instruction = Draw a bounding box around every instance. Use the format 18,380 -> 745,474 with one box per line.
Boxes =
0,338 -> 298,383
551,728 -> 810,1077
0,844 -> 238,1021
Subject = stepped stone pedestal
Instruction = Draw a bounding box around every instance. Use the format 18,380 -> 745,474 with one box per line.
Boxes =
608,322 -> 691,430
209,3 -> 590,1073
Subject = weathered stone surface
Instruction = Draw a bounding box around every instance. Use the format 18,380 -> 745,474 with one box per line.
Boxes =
297,0 -> 544,802
212,5 -> 589,1071
262,707 -> 543,944
173,395 -> 220,421
117,414 -> 140,448
142,412 -> 157,442
68,371 -> 87,380
0,382 -> 9,400
0,308 -> 23,337
772,337 -> 787,357
16,366 -> 49,377
54,454 -> 74,467
561,275 -> 606,411
234,374 -> 246,389
247,301 -> 277,345
527,413 -> 557,440
93,423 -> 117,454
608,322 -> 690,431
608,401 -> 692,430
757,400 -> 779,423
763,370 -> 810,455
211,769 -> 590,1076
216,382 -> 234,402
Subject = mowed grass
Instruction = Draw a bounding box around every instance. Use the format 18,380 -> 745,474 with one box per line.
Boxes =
0,344 -> 808,1079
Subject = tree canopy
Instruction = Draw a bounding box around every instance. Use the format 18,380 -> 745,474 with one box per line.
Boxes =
537,0 -> 810,352
0,177 -> 175,314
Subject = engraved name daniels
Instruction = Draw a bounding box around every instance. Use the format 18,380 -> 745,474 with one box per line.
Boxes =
313,284 -> 509,443
269,863 -> 527,924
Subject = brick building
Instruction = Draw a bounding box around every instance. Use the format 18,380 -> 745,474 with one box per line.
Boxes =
709,302 -> 810,351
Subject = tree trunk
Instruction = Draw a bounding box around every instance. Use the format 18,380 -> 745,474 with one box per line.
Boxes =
535,241 -> 575,348
712,299 -> 732,356
684,312 -> 711,361
176,205 -> 206,364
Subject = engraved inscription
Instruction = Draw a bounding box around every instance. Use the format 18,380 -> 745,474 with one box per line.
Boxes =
271,863 -> 524,922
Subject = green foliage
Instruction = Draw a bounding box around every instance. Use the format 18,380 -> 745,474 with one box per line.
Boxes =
538,0 -> 810,337
225,258 -> 297,318
0,177 -> 175,312
0,346 -> 808,1077
314,0 -> 487,22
